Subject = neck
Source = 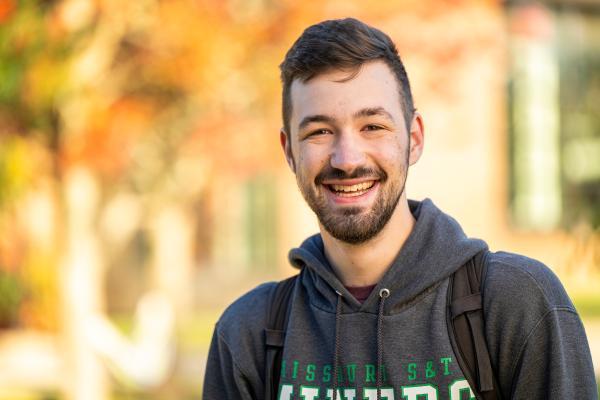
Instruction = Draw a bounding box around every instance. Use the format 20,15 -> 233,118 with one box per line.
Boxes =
321,194 -> 416,287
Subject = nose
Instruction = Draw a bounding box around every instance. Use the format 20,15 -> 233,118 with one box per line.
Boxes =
330,132 -> 367,173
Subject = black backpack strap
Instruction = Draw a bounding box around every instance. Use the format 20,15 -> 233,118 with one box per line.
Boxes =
264,275 -> 298,400
447,250 -> 502,400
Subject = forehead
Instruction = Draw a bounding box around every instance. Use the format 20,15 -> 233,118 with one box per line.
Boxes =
289,61 -> 403,129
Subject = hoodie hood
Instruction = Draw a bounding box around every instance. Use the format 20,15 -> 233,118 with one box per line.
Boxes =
288,198 -> 488,314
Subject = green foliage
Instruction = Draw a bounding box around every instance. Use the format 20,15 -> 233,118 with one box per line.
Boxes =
573,295 -> 600,319
0,1 -> 75,138
0,270 -> 24,328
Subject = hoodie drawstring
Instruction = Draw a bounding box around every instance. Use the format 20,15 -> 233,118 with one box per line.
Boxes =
332,290 -> 343,400
331,287 -> 389,400
377,288 -> 390,400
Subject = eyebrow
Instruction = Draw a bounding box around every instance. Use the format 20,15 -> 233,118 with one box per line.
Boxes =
353,107 -> 395,122
297,107 -> 396,131
298,114 -> 335,131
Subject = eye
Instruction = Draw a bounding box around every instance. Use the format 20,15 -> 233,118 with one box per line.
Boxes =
363,124 -> 384,132
308,128 -> 332,137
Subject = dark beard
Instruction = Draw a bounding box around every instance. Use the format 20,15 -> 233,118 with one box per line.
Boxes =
312,178 -> 404,244
299,164 -> 406,245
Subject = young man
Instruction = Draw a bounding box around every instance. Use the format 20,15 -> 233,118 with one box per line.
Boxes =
203,18 -> 597,399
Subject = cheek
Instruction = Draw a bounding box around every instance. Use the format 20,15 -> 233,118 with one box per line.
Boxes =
297,145 -> 329,173
385,137 -> 408,162
373,141 -> 401,161
372,145 -> 408,174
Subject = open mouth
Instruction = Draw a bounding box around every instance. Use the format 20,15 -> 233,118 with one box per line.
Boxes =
325,180 -> 377,197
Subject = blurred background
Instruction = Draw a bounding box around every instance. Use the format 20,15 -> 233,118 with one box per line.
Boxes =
0,0 -> 598,398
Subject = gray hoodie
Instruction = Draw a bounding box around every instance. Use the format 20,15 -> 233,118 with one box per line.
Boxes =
203,199 -> 597,399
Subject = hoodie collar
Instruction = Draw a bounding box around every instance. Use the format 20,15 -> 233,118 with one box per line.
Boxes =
288,198 -> 488,314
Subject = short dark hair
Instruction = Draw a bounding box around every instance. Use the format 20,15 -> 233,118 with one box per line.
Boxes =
279,18 -> 415,134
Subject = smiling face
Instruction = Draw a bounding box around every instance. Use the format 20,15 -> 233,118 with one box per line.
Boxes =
281,61 -> 422,244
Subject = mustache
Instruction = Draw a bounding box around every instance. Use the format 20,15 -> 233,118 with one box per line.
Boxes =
315,166 -> 386,184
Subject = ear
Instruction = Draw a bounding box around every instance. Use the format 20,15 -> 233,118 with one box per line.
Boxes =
280,129 -> 296,173
408,112 -> 424,166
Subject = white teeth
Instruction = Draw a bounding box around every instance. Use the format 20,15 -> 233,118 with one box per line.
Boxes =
330,181 -> 375,193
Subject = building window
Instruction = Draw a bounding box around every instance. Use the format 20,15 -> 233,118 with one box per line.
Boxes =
508,2 -> 600,230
